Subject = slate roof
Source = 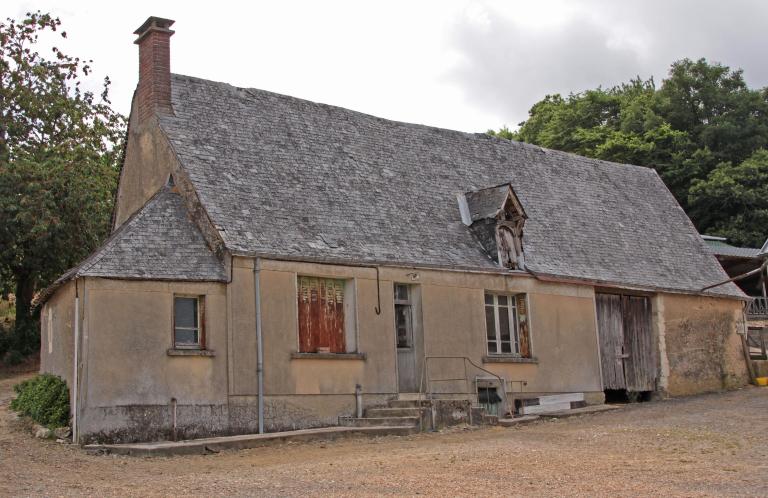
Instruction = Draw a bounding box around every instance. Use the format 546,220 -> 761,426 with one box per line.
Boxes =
157,74 -> 742,298
704,238 -> 762,259
464,185 -> 510,222
35,189 -> 226,305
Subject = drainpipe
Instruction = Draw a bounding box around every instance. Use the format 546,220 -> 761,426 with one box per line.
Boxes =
355,384 -> 363,418
72,280 -> 80,444
253,258 -> 264,434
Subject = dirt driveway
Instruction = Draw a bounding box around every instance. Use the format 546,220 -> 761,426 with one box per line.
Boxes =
1,372 -> 767,497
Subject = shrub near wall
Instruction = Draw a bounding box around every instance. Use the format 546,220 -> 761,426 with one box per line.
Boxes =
10,374 -> 70,428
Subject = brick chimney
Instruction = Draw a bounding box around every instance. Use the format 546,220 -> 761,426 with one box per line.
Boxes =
134,17 -> 175,122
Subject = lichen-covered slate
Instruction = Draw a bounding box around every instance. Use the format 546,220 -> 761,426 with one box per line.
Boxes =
464,184 -> 510,222
78,189 -> 226,280
159,74 -> 741,298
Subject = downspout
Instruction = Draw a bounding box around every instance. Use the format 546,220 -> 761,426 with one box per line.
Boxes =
253,258 -> 264,434
72,279 -> 80,444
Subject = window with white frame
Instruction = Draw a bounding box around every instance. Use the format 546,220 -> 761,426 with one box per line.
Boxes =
394,284 -> 414,349
484,293 -> 531,357
174,296 -> 204,349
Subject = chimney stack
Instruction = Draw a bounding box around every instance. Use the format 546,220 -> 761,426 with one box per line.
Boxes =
134,17 -> 175,122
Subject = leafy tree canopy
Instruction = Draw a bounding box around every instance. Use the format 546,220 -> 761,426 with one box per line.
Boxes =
490,58 -> 768,248
0,12 -> 125,353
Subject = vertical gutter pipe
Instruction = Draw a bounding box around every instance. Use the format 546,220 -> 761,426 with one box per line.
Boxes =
253,258 -> 264,434
72,280 -> 80,443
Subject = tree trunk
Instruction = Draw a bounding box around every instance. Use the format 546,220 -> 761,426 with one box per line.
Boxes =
12,273 -> 38,353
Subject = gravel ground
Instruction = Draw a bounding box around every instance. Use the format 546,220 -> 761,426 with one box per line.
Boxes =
1,372 -> 767,497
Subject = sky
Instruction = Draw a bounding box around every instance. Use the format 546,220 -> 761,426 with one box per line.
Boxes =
4,0 -> 768,133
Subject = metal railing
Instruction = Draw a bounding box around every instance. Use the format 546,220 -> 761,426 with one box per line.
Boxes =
419,355 -> 522,418
747,297 -> 768,318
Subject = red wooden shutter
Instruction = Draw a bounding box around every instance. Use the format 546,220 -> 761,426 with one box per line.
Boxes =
516,294 -> 531,358
297,277 -> 346,353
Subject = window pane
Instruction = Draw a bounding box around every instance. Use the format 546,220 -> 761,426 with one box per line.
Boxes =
501,340 -> 512,354
484,293 -> 493,305
395,284 -> 409,301
174,297 -> 197,329
498,307 -> 511,342
497,295 -> 508,306
174,328 -> 198,345
488,341 -> 497,354
395,304 -> 411,348
485,306 -> 496,341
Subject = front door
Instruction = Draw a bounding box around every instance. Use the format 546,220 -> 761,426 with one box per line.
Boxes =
596,293 -> 657,392
394,284 -> 422,393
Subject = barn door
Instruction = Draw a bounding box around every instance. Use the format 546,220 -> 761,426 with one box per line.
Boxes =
596,294 -> 626,389
596,293 -> 657,393
621,296 -> 656,392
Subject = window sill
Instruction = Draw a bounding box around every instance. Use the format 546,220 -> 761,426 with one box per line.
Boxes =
167,348 -> 215,357
290,352 -> 367,360
482,355 -> 538,364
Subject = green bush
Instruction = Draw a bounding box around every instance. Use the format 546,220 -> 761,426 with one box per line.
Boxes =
10,374 -> 70,428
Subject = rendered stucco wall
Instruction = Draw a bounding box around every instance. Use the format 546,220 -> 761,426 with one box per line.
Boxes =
258,260 -> 604,407
113,102 -> 176,228
39,279 -> 78,406
77,278 -> 229,443
661,293 -> 749,396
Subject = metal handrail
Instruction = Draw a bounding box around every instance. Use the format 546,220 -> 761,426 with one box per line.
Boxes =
419,355 -> 516,418
747,297 -> 768,317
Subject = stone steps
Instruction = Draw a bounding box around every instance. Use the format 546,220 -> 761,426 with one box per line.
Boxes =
387,399 -> 428,409
365,407 -> 425,418
339,415 -> 421,428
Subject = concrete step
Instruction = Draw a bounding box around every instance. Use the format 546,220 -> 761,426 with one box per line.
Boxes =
498,415 -> 540,427
339,416 -> 420,428
521,401 -> 572,415
388,399 -> 427,409
538,393 -> 585,405
84,425 -> 420,457
365,407 -> 425,418
396,393 -> 423,401
538,404 -> 622,419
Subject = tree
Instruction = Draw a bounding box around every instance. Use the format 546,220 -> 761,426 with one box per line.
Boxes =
497,58 -> 768,247
688,150 -> 768,248
0,12 -> 124,354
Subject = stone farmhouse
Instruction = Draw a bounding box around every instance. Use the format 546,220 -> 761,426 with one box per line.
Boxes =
37,17 -> 750,443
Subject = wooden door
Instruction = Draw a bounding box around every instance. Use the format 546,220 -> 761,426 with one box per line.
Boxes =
596,294 -> 626,389
622,296 -> 656,392
596,293 -> 657,392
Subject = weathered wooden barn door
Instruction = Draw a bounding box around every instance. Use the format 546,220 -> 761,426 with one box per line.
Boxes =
596,293 -> 657,392
596,294 -> 626,389
621,296 -> 656,392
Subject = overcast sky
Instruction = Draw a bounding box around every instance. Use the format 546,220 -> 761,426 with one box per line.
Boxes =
4,0 -> 768,132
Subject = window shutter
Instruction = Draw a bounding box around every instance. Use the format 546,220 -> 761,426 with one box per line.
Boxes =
516,294 -> 531,358
297,277 -> 346,353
